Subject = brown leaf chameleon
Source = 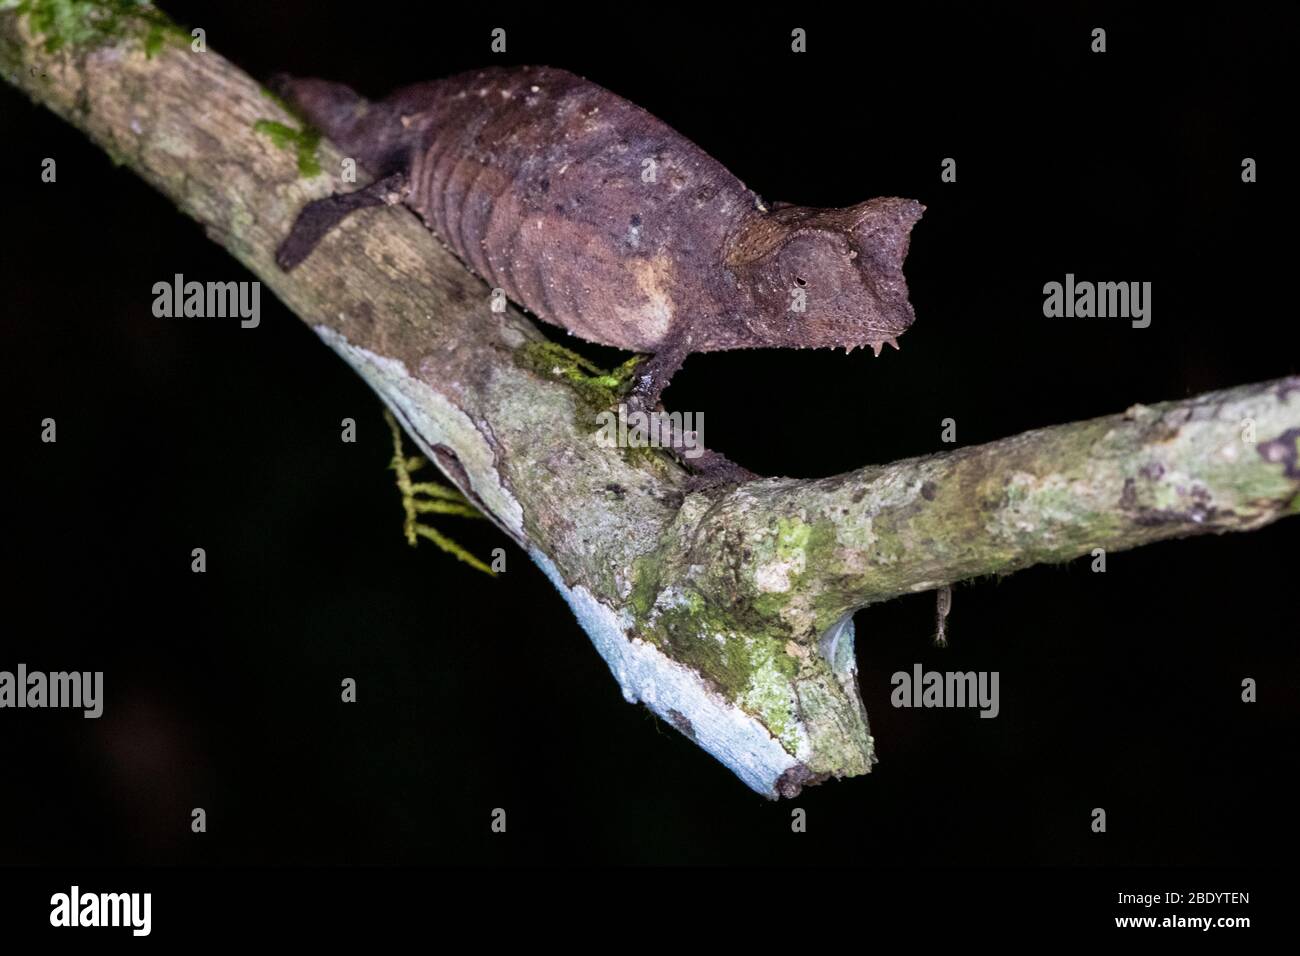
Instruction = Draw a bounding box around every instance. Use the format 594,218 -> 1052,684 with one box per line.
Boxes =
273,66 -> 924,415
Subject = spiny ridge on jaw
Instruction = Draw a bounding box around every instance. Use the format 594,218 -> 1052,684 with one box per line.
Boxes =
839,337 -> 901,356
810,336 -> 902,357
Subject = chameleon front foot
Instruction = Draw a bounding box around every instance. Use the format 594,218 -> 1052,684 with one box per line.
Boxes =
624,337 -> 692,414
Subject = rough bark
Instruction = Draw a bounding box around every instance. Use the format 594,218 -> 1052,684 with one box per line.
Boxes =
5,3 -> 1297,798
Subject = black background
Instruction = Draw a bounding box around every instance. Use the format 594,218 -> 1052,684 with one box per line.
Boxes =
0,0 -> 1295,884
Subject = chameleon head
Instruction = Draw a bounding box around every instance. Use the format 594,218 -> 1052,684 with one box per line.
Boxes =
729,197 -> 924,354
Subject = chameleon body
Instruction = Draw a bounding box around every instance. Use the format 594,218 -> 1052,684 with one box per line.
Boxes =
274,66 -> 924,406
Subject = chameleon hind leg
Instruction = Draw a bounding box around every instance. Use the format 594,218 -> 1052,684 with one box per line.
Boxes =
276,171 -> 407,270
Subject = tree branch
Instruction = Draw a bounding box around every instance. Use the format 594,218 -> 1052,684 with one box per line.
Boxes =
5,3 -> 1297,798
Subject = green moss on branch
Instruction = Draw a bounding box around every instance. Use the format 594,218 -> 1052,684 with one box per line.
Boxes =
9,0 -> 185,55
